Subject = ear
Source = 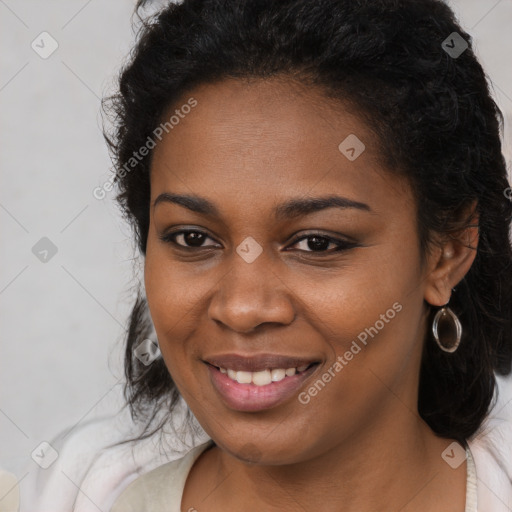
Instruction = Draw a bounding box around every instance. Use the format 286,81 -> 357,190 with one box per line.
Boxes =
424,201 -> 479,307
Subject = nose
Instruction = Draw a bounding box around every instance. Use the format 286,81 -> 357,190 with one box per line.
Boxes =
207,248 -> 296,334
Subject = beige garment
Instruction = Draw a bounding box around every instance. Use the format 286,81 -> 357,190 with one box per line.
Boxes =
0,470 -> 19,512
111,440 -> 478,512
110,440 -> 214,512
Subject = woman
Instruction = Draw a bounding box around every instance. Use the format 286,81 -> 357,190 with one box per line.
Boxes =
106,0 -> 512,509
20,0 -> 512,510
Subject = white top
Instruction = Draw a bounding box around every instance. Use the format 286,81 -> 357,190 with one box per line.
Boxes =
111,440 -> 215,512
110,439 -> 478,512
13,373 -> 512,512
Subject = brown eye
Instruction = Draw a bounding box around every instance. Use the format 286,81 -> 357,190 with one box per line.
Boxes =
288,233 -> 358,253
159,229 -> 220,249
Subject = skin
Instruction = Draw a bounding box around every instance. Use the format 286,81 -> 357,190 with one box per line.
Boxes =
144,76 -> 478,512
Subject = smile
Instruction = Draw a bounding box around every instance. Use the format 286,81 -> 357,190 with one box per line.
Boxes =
204,355 -> 321,412
219,365 -> 311,386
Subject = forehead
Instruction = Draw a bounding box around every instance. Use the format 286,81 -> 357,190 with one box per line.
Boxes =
149,77 -> 411,216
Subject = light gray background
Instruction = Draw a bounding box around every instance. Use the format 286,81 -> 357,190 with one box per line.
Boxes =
1,0 -> 512,479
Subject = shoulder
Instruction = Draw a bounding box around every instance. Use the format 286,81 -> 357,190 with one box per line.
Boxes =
20,400 -> 210,512
110,440 -> 214,511
467,373 -> 512,512
20,410 -> 131,511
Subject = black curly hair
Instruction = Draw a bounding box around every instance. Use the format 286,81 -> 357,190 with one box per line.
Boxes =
102,0 -> 512,446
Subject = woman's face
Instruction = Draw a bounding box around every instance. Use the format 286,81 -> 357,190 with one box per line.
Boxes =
145,77 -> 441,464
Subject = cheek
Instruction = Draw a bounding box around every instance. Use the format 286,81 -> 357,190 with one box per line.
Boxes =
143,243 -> 216,378
316,241 -> 421,341
306,242 -> 425,401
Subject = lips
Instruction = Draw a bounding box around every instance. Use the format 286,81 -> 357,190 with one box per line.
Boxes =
204,353 -> 319,372
203,353 -> 321,412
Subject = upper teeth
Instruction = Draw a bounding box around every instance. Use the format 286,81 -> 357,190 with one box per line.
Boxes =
220,365 -> 310,386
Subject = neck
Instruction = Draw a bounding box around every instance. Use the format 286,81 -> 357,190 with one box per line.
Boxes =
192,407 -> 464,512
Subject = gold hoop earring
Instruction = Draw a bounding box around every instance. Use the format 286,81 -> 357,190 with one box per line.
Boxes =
432,306 -> 462,353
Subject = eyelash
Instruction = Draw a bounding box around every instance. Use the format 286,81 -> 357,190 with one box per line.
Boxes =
158,229 -> 357,254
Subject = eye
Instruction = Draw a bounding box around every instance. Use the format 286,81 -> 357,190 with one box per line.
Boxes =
159,229 -> 220,249
159,229 -> 357,254
287,233 -> 357,253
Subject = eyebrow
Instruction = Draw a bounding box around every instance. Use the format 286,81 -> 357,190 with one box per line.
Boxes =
153,192 -> 371,220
